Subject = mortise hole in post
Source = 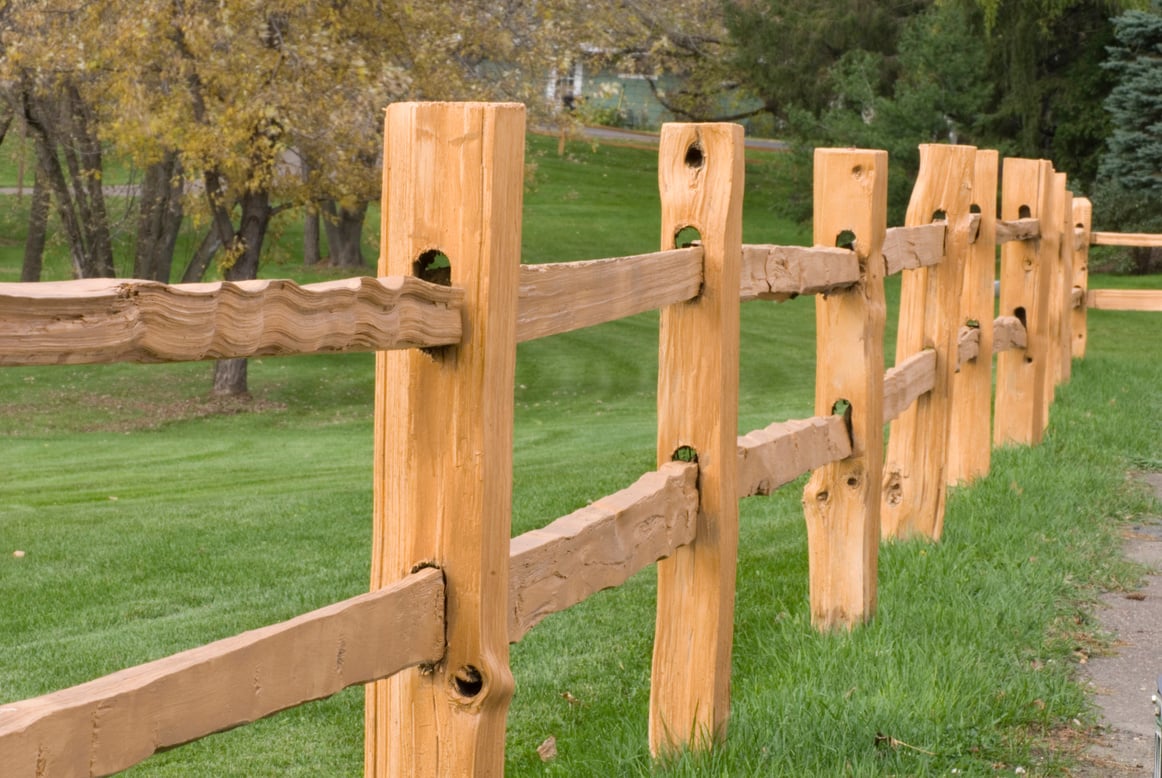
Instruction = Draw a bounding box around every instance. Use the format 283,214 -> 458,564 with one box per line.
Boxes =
1018,205 -> 1031,219
672,445 -> 699,464
931,209 -> 947,222
414,250 -> 452,286
970,204 -> 982,214
835,230 -> 856,250
684,142 -> 705,169
1014,306 -> 1027,329
674,226 -> 702,249
452,665 -> 484,699
831,398 -> 854,442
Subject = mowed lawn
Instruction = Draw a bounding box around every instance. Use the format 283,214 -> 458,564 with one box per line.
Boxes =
1,134 -> 1161,776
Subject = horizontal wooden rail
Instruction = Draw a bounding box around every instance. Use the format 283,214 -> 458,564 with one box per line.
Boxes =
739,244 -> 859,301
1087,288 -> 1162,312
517,248 -> 702,342
1090,231 -> 1162,247
996,217 -> 1041,244
737,415 -> 852,497
958,326 -> 980,368
0,276 -> 463,366
508,462 -> 698,642
1072,286 -> 1085,309
883,350 -> 937,424
0,568 -> 445,778
993,315 -> 1028,353
882,223 -> 946,275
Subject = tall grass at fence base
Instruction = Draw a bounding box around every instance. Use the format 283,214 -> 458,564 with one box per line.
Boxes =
0,135 -> 1159,775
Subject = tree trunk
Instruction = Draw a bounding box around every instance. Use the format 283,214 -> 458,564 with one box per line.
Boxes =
211,188 -> 272,397
304,204 -> 321,265
320,199 -> 368,267
21,171 -> 50,282
180,228 -> 222,283
134,151 -> 184,282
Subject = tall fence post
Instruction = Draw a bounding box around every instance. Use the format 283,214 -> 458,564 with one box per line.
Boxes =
995,158 -> 1056,447
1055,174 -> 1075,387
881,145 -> 977,540
802,149 -> 887,629
1072,198 -> 1092,358
1044,172 -> 1072,396
366,102 -> 524,777
947,149 -> 999,485
651,123 -> 743,755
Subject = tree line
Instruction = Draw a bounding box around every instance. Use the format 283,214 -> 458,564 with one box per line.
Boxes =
0,0 -> 1159,393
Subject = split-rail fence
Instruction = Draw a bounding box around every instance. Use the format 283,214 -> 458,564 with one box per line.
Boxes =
3,101 -> 1162,776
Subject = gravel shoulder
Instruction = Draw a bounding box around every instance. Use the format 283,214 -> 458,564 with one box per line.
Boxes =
1073,472 -> 1162,776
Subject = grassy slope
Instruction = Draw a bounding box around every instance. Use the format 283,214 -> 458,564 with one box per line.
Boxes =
0,135 -> 1159,775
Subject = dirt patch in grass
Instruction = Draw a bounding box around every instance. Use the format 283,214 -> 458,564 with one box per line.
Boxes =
0,391 -> 287,436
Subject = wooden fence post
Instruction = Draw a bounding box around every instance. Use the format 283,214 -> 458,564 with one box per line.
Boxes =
947,149 -> 999,485
995,158 -> 1056,447
1055,175 -> 1075,386
366,102 -> 524,777
881,144 -> 977,540
802,148 -> 887,628
1072,198 -> 1092,358
651,123 -> 743,755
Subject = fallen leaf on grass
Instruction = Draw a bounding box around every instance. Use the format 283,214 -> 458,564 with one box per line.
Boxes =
1124,592 -> 1147,601
13,550 -> 25,558
537,736 -> 557,762
874,731 -> 935,755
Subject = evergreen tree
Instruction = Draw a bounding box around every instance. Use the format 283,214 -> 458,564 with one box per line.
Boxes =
1096,3 -> 1162,272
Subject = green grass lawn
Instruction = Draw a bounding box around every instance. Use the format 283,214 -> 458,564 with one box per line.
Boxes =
2,134 -> 1160,776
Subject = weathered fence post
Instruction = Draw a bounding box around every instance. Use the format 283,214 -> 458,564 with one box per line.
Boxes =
366,102 -> 524,776
1072,198 -> 1092,358
947,149 -> 999,485
651,123 -> 743,755
802,148 -> 887,628
1055,174 -> 1075,387
881,144 -> 977,540
995,158 -> 1056,447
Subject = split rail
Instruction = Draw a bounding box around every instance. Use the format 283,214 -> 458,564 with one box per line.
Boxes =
2,101 -> 1161,776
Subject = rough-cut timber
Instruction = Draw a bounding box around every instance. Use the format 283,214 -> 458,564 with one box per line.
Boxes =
507,462 -> 698,643
0,568 -> 444,778
739,244 -> 859,301
1090,231 -> 1162,247
651,122 -> 743,755
367,102 -> 524,777
517,248 -> 701,342
995,158 -> 1056,447
802,148 -> 888,630
995,217 -> 1041,244
882,350 -> 937,424
1087,289 -> 1162,311
958,326 -> 981,367
882,144 -> 976,541
882,223 -> 946,275
993,316 -> 1028,352
1048,175 -> 1074,390
0,276 -> 463,366
1071,199 -> 1092,357
737,415 -> 851,497
948,149 -> 999,485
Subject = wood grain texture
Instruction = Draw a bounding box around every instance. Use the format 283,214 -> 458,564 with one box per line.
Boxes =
737,415 -> 851,497
994,158 -> 1056,447
882,350 -> 937,424
516,248 -> 701,342
739,244 -> 859,301
367,102 -> 524,777
0,276 -> 463,366
882,223 -> 946,275
802,148 -> 888,630
957,326 -> 981,368
995,217 -> 1041,243
1048,176 -> 1074,390
882,144 -> 977,541
1087,289 -> 1162,311
0,569 -> 444,778
651,122 -> 743,755
508,462 -> 698,643
1090,230 -> 1162,247
993,315 -> 1028,352
947,149 -> 999,485
1071,199 -> 1092,357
